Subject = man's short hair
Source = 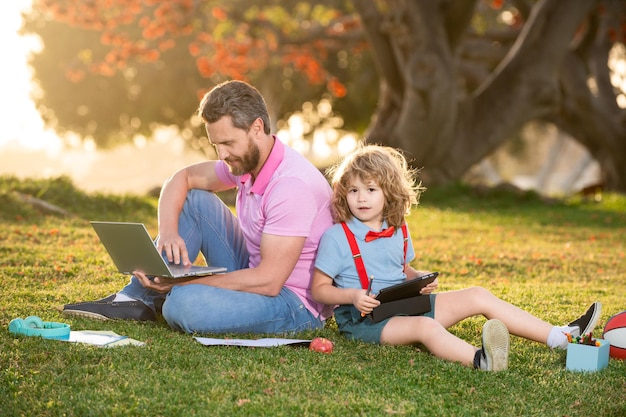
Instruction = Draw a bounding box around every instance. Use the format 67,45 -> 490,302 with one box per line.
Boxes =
198,80 -> 271,134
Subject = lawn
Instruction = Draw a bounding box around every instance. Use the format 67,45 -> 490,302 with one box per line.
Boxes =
1,176 -> 625,416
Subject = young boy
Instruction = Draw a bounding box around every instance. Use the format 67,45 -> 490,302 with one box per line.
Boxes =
311,144 -> 600,371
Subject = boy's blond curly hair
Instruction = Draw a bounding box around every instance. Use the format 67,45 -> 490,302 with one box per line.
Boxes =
327,143 -> 425,229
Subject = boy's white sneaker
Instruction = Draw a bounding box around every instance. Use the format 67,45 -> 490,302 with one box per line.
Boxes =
479,319 -> 510,372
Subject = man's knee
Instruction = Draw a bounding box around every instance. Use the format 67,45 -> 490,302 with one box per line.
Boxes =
185,189 -> 222,210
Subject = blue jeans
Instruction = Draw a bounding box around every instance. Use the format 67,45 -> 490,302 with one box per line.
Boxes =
120,189 -> 323,334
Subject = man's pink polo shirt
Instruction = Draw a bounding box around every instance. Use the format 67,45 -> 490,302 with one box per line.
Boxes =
215,137 -> 334,320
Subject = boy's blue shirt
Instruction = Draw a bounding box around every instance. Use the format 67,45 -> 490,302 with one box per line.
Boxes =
314,217 -> 416,295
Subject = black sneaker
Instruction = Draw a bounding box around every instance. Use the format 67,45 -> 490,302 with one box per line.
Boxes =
568,302 -> 602,338
63,294 -> 156,321
479,319 -> 509,372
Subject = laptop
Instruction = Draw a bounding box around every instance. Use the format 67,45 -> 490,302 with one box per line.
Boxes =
91,221 -> 227,278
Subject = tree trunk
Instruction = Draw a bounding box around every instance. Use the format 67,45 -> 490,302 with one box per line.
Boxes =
551,0 -> 626,192
355,0 -> 626,191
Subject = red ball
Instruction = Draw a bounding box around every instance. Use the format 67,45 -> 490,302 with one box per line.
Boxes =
309,337 -> 334,354
603,311 -> 626,360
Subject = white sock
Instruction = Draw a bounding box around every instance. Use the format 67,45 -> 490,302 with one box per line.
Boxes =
113,293 -> 136,302
559,324 -> 580,338
547,326 -> 573,350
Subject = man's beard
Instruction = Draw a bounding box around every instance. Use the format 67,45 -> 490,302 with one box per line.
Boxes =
225,139 -> 261,176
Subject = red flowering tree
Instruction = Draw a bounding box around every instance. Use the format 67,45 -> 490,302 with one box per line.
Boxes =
22,0 -> 371,149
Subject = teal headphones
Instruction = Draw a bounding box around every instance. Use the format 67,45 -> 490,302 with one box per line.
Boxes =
8,316 -> 70,340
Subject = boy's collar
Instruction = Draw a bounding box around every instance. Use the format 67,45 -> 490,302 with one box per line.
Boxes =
346,217 -> 390,240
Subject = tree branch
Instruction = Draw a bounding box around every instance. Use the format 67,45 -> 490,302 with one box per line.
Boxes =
442,0 -> 479,51
458,0 -> 596,168
352,0 -> 404,97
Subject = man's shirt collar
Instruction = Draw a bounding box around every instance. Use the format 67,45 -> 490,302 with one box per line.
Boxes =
239,136 -> 284,194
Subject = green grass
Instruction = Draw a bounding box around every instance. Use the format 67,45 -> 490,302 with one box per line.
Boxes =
1,175 -> 625,416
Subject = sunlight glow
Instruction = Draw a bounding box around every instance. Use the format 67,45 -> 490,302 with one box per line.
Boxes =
312,130 -> 331,160
498,11 -> 516,26
337,134 -> 358,156
133,135 -> 148,149
0,0 -> 63,152
609,43 -> 626,109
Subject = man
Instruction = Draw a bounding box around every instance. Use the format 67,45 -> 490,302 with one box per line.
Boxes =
64,80 -> 335,334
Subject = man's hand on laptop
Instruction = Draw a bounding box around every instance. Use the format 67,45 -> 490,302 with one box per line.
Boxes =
134,270 -> 198,294
156,233 -> 191,266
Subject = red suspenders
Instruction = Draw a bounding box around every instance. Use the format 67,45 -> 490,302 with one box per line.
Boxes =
340,222 -> 408,290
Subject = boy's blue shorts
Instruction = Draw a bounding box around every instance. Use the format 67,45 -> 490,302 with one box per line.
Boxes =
333,294 -> 437,344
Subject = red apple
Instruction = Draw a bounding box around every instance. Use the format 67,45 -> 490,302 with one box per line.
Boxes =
309,337 -> 334,354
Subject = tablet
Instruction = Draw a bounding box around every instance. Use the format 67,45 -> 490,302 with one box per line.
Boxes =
375,272 -> 439,303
